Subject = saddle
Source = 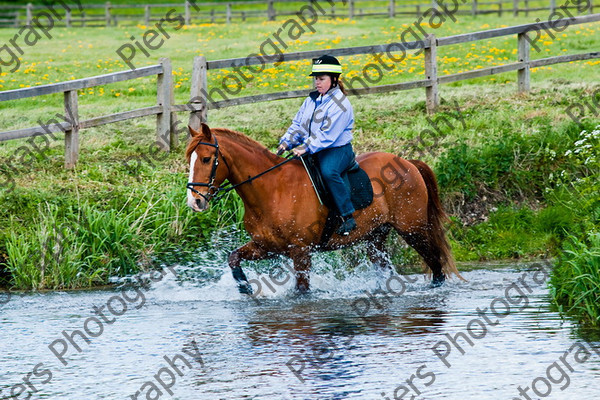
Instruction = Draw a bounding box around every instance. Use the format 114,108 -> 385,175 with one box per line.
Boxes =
300,153 -> 373,245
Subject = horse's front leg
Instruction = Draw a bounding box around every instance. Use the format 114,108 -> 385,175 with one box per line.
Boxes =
290,249 -> 312,293
229,241 -> 270,294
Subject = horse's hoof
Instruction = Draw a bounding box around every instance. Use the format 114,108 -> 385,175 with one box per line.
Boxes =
296,284 -> 310,294
430,275 -> 445,288
238,282 -> 254,295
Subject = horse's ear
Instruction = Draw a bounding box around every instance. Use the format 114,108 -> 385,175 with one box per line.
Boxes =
201,123 -> 212,140
188,125 -> 200,137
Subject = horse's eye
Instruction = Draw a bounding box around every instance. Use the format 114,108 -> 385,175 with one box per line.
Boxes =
202,157 -> 211,164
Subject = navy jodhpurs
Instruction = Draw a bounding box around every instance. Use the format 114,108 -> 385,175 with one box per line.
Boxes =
315,143 -> 355,217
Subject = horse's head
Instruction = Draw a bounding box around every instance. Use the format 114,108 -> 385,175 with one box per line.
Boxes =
186,123 -> 229,212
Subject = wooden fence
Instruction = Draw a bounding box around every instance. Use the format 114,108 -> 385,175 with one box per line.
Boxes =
0,14 -> 599,168
0,0 -> 598,27
188,12 -> 600,125
0,59 -> 175,168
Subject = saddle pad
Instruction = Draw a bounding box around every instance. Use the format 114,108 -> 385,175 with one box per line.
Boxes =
346,167 -> 373,210
301,154 -> 373,212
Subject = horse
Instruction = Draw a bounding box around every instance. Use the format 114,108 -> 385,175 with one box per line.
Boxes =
185,123 -> 463,294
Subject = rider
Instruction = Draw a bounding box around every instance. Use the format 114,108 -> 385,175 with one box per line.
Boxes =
277,54 -> 357,236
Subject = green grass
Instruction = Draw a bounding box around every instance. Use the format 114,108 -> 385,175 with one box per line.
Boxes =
550,233 -> 600,327
0,11 -> 599,304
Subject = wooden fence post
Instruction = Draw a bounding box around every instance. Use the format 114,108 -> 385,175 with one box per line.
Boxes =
185,1 -> 191,25
389,0 -> 395,18
472,0 -> 478,16
525,0 -> 529,16
157,58 -> 174,151
550,0 -> 556,13
145,5 -> 150,25
267,0 -> 275,21
26,3 -> 33,25
498,1 -> 502,16
424,34 -> 439,114
66,9 -> 71,27
517,32 -> 530,93
349,0 -> 354,18
513,0 -> 518,16
64,90 -> 79,169
105,2 -> 111,27
226,3 -> 231,24
189,56 -> 208,131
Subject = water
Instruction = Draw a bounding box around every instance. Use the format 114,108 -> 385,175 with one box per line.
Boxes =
1,246 -> 599,400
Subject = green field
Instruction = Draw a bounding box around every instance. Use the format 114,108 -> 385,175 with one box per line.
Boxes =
0,6 -> 599,324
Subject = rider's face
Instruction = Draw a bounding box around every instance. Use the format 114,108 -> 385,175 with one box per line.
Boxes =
314,75 -> 332,95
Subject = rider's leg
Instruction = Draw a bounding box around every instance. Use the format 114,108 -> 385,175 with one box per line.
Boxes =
316,143 -> 356,234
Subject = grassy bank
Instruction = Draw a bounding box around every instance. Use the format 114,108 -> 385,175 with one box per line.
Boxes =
547,125 -> 599,327
0,10 -> 599,328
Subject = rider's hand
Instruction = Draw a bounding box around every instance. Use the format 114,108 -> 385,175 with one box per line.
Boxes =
277,144 -> 287,155
292,147 -> 307,156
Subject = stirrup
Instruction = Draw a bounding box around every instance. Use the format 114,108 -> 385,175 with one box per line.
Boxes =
336,217 -> 357,236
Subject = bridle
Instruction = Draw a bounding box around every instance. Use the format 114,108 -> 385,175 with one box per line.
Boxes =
186,136 -> 230,203
186,136 -> 297,203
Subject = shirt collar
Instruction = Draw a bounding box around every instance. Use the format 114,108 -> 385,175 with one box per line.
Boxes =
310,86 -> 342,104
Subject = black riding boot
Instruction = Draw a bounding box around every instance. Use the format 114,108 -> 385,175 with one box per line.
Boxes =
336,215 -> 357,236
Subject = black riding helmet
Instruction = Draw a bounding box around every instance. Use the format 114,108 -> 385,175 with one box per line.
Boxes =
309,54 -> 342,88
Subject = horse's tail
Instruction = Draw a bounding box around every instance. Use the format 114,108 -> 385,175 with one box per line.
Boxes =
409,160 -> 465,281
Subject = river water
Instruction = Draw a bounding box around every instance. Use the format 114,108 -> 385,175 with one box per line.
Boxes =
1,239 -> 599,400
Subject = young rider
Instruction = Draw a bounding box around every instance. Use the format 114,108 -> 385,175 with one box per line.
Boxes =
277,55 -> 357,236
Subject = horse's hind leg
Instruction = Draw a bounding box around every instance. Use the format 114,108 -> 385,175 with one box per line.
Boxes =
400,231 -> 445,287
229,241 -> 270,294
365,225 -> 393,271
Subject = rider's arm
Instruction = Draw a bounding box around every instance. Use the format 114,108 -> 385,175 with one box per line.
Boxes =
279,98 -> 310,150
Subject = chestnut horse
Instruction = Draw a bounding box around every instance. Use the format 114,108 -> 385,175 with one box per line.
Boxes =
186,123 -> 462,293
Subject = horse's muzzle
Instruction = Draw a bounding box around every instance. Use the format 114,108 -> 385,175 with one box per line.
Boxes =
187,193 -> 209,212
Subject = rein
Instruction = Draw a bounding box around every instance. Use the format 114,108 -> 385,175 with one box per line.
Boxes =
186,137 -> 297,203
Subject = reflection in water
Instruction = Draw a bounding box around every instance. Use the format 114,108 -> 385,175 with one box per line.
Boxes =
244,298 -> 448,394
246,302 -> 447,345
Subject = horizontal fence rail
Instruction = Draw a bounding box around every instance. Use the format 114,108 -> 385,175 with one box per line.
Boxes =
0,59 -> 174,168
0,66 -> 163,102
1,14 -> 599,171
0,1 -> 598,27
